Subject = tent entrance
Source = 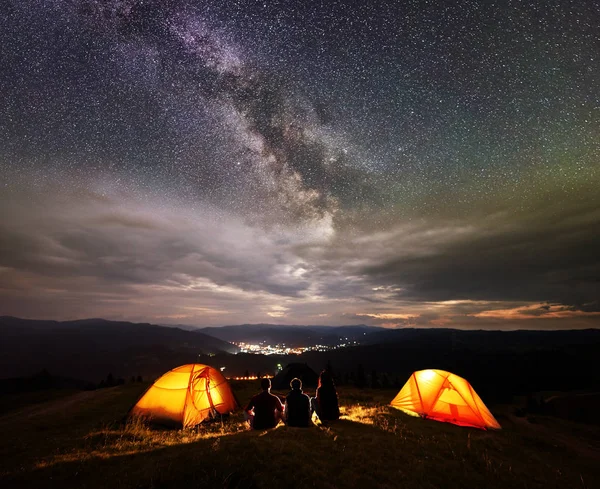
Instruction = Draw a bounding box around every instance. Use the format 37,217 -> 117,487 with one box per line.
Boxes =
187,368 -> 218,420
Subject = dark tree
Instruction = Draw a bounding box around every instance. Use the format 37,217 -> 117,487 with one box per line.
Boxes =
371,370 -> 380,389
136,375 -> 143,383
106,373 -> 115,386
325,359 -> 334,374
326,360 -> 342,384
355,364 -> 366,388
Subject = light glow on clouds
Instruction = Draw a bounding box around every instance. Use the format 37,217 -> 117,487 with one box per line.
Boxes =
472,304 -> 600,321
358,313 -> 417,320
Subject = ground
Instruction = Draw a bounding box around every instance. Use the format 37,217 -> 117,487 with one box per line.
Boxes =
0,381 -> 599,489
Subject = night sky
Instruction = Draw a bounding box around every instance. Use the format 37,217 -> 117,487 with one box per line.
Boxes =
1,0 -> 598,329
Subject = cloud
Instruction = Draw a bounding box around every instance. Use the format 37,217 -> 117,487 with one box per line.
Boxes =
472,303 -> 600,320
358,203 -> 600,307
265,305 -> 290,318
355,313 -> 416,320
0,186 -> 339,322
1,178 -> 598,330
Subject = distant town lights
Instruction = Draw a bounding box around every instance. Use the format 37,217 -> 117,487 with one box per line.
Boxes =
231,339 -> 361,356
228,375 -> 273,380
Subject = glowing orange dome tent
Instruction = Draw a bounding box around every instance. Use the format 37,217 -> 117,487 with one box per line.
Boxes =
390,369 -> 501,430
129,364 -> 238,428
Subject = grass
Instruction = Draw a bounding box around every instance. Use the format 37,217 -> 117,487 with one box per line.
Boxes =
0,381 -> 598,488
0,388 -> 80,415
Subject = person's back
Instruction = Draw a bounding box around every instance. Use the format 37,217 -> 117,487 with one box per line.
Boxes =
316,386 -> 340,421
315,370 -> 340,421
284,378 -> 311,427
245,378 -> 284,430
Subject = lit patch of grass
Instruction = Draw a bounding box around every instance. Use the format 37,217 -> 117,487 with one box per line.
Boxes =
342,402 -> 410,436
342,403 -> 382,424
33,411 -> 252,469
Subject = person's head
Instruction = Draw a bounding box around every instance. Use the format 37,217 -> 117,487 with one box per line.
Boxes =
290,377 -> 302,390
318,370 -> 335,389
260,377 -> 271,391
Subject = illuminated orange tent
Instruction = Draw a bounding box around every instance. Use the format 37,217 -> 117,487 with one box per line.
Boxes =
129,364 -> 238,428
390,369 -> 501,430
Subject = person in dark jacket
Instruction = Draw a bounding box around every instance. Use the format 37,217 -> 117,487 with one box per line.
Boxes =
245,378 -> 284,430
312,370 -> 340,422
284,378 -> 312,427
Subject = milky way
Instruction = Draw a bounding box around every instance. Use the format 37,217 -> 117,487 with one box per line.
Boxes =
1,0 -> 598,328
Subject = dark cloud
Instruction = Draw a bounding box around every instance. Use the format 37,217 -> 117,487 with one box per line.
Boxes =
0,191 -> 318,299
355,296 -> 387,304
361,204 -> 600,307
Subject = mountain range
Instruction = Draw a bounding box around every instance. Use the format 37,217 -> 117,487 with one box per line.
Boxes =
197,323 -> 383,346
3,316 -> 600,401
0,316 -> 238,382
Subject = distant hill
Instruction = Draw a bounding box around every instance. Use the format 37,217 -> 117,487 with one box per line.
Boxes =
5,317 -> 600,402
361,327 -> 600,351
196,328 -> 600,403
198,323 -> 383,346
0,369 -> 96,394
0,316 -> 239,382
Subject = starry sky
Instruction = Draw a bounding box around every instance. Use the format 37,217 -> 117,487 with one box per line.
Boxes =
1,0 -> 599,329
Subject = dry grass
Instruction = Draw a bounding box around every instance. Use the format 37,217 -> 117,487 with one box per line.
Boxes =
34,415 -> 250,469
1,382 -> 599,489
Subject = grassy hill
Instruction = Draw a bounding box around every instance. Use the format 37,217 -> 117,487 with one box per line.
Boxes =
0,316 -> 239,382
1,382 -> 598,489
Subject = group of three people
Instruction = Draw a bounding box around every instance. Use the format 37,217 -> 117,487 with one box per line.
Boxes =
245,370 -> 340,429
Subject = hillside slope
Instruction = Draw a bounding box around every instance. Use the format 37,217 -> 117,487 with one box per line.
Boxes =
0,316 -> 238,382
1,383 -> 598,489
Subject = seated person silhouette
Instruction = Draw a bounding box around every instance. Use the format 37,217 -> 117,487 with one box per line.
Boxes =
283,378 -> 312,427
245,378 -> 284,430
312,370 -> 340,422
